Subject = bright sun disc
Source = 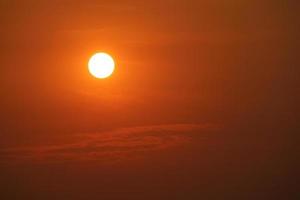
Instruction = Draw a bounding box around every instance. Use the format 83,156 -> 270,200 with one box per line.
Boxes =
88,53 -> 115,79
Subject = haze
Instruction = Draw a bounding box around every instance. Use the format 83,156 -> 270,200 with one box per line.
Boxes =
0,0 -> 298,199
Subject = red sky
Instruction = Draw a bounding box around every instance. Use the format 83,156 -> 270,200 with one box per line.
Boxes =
0,0 -> 299,199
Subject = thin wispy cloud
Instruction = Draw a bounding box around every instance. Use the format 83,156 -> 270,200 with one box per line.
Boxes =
0,124 -> 220,164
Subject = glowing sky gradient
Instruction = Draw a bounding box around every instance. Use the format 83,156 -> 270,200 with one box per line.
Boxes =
0,0 -> 298,199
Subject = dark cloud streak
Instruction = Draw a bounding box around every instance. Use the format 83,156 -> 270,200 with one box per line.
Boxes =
0,124 -> 219,164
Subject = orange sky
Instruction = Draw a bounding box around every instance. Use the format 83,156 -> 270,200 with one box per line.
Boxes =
0,0 -> 298,199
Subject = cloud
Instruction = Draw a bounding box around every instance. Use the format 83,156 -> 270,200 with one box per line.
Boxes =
0,124 -> 220,165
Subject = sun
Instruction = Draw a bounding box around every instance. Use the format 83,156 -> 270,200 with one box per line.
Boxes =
88,53 -> 115,79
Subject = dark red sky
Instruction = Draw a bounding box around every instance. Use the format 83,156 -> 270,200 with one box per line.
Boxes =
0,0 -> 299,199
